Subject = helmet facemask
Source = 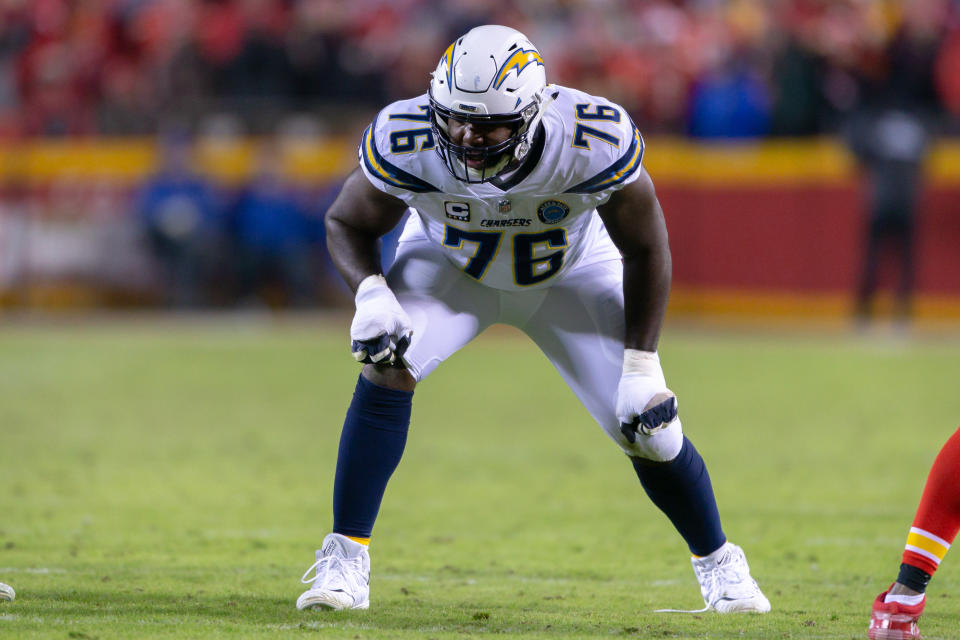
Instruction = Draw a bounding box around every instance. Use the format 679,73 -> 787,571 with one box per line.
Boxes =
427,25 -> 549,184
429,93 -> 539,183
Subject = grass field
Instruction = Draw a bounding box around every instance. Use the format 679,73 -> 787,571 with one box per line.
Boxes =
1,315 -> 959,639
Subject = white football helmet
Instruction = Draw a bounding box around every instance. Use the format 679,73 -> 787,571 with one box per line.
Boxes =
428,25 -> 550,183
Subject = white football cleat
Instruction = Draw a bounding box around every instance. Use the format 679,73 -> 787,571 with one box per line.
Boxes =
296,533 -> 370,611
0,582 -> 14,602
691,542 -> 770,613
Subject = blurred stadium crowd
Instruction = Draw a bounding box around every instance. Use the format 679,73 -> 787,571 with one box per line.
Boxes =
0,0 -> 958,138
1,0 -> 959,310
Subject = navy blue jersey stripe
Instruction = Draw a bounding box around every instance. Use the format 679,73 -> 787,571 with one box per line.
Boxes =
564,122 -> 644,194
359,113 -> 439,193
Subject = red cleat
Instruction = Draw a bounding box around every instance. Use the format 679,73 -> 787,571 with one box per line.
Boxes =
868,588 -> 924,640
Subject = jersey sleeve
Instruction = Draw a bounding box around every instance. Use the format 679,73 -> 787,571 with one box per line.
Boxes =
553,91 -> 645,197
357,101 -> 441,197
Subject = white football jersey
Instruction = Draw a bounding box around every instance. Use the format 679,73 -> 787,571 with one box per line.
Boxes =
358,85 -> 644,291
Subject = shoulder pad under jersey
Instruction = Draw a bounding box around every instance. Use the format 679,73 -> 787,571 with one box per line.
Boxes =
358,95 -> 442,195
543,86 -> 644,195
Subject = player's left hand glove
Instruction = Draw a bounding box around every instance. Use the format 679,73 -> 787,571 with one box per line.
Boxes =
616,350 -> 679,444
349,274 -> 412,366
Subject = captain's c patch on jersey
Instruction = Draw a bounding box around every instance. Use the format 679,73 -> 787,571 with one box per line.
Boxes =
444,201 -> 471,222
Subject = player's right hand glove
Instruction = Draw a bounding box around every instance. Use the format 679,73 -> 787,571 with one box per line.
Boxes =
349,274 -> 412,366
616,350 -> 679,444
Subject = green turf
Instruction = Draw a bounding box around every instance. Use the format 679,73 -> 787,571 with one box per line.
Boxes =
1,317 -> 959,638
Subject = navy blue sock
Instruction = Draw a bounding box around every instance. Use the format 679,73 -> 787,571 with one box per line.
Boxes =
630,436 -> 726,556
332,374 -> 413,539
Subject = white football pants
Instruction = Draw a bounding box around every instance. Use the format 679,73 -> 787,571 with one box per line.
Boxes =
386,218 -> 684,462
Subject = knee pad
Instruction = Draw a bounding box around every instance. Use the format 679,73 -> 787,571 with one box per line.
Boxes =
619,418 -> 684,462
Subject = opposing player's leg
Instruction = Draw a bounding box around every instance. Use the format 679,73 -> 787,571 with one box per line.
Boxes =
869,425 -> 960,639
0,582 -> 13,602
298,229 -> 498,611
520,258 -> 768,613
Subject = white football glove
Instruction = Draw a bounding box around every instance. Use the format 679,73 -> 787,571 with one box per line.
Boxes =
616,350 -> 679,444
349,274 -> 413,366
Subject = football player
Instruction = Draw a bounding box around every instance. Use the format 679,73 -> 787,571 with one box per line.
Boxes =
869,425 -> 960,639
0,581 -> 13,603
297,25 -> 770,615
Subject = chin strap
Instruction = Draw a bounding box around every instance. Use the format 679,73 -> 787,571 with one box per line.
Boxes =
513,87 -> 558,162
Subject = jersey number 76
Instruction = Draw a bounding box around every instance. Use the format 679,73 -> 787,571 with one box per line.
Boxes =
443,226 -> 568,286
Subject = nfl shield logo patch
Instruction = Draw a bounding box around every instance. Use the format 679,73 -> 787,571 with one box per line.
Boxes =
497,199 -> 512,215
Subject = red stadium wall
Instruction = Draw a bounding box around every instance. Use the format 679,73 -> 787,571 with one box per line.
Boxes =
660,184 -> 960,294
662,185 -> 860,293
643,140 -> 960,322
